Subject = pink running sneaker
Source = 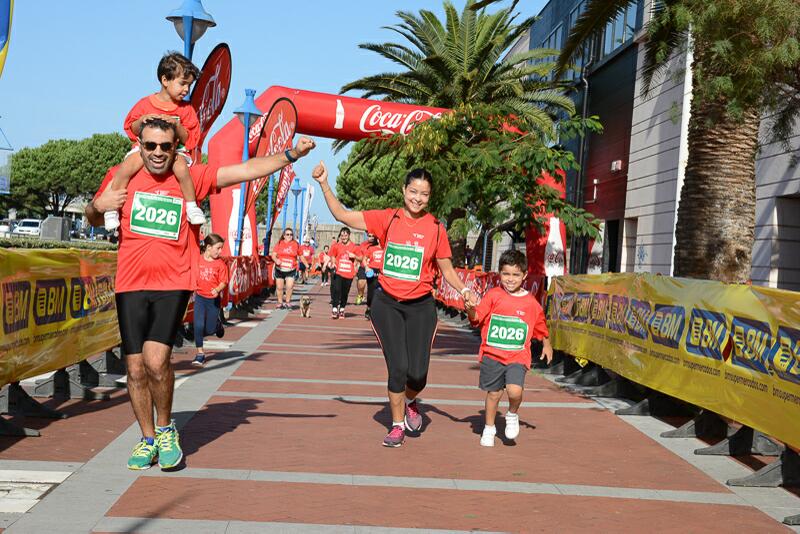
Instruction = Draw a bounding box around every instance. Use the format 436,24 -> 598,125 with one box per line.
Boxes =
404,400 -> 423,432
338,309 -> 346,319
382,425 -> 405,448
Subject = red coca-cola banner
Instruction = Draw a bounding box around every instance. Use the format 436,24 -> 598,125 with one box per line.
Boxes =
190,43 -> 232,161
435,269 -> 547,312
271,164 -> 295,231
526,170 -> 567,278
246,98 -> 297,217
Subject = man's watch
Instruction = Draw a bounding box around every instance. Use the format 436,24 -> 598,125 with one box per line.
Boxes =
460,287 -> 472,297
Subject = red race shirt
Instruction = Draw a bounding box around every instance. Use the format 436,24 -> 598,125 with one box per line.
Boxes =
124,95 -> 201,151
273,240 -> 300,271
95,164 -> 219,293
365,244 -> 384,271
197,256 -> 229,298
470,287 -> 549,368
363,208 -> 451,301
329,241 -> 359,280
298,244 -> 315,265
318,251 -> 329,267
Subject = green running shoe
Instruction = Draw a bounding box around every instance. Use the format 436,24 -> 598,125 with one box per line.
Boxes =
156,422 -> 183,469
127,439 -> 158,470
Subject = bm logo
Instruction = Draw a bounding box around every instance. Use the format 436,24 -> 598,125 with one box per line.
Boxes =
33,279 -> 67,326
3,281 -> 31,334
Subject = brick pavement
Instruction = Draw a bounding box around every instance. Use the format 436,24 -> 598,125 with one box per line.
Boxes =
1,280 -> 798,532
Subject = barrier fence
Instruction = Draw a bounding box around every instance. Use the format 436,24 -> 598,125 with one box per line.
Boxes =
547,273 -> 800,449
0,248 -> 275,389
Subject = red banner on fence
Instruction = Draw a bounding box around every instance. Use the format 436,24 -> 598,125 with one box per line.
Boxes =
435,269 -> 546,312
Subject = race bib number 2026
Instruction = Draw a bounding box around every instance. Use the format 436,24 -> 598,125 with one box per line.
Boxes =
129,191 -> 183,240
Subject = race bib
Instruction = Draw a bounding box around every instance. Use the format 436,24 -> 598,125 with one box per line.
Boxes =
280,259 -> 294,270
486,314 -> 528,351
129,191 -> 183,240
338,257 -> 353,273
383,242 -> 424,281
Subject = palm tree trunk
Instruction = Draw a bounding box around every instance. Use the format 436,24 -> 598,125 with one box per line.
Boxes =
673,93 -> 760,283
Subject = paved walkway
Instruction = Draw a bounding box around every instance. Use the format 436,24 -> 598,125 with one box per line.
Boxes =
0,281 -> 798,532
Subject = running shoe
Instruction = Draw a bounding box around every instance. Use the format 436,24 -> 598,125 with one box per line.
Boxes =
191,354 -> 206,367
127,439 -> 158,470
355,295 -> 363,305
480,426 -> 496,447
364,309 -> 371,320
504,412 -> 520,440
282,303 -> 291,310
186,204 -> 207,225
404,400 -> 423,432
331,307 -> 339,319
155,422 -> 183,469
275,302 -> 283,310
382,425 -> 405,447
215,321 -> 225,338
338,309 -> 346,319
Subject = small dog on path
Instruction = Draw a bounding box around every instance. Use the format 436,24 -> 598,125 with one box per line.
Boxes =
300,296 -> 312,318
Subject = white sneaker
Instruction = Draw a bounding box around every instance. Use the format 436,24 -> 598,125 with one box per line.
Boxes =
480,426 -> 496,447
187,204 -> 206,225
104,210 -> 120,231
504,412 -> 520,440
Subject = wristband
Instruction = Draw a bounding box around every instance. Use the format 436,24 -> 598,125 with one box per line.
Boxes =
460,287 -> 471,297
284,149 -> 298,163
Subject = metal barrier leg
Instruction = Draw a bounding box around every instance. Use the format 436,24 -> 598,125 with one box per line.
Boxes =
0,416 -> 39,437
90,350 -> 126,387
33,367 -> 111,401
615,392 -> 692,417
0,383 -> 65,419
660,409 -> 729,439
726,449 -> 800,488
580,375 -> 642,399
784,513 -> 800,525
555,363 -> 593,384
572,366 -> 609,387
694,426 -> 783,456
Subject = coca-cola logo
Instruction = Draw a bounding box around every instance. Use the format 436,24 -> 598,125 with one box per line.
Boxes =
359,104 -> 442,136
545,251 -> 565,268
197,62 -> 227,132
268,112 -> 295,153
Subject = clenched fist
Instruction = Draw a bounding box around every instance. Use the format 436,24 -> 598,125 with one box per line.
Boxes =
311,161 -> 328,184
294,137 -> 316,158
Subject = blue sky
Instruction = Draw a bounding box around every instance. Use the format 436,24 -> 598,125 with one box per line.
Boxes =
0,0 -> 546,223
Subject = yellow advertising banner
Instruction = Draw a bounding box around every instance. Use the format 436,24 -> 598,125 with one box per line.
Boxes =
0,248 -> 120,388
548,273 -> 800,448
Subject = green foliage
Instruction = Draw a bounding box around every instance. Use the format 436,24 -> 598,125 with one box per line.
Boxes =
0,238 -> 117,250
8,133 -> 130,217
338,0 -> 576,152
336,144 -> 406,211
356,103 -> 602,241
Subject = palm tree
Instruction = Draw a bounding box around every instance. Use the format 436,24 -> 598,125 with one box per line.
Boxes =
554,0 -> 800,283
340,1 -> 577,142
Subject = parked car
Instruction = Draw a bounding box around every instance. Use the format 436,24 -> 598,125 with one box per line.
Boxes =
12,219 -> 42,237
89,227 -> 110,241
0,219 -> 16,238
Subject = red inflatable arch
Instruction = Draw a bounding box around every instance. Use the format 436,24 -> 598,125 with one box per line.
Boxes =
206,86 -> 565,276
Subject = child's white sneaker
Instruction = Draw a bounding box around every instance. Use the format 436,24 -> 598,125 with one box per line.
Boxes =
505,412 -> 520,440
480,425 -> 496,447
186,203 -> 206,225
104,210 -> 120,231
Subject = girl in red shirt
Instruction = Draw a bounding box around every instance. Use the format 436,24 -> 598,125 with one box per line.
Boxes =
327,227 -> 361,319
271,228 -> 300,309
312,163 -> 478,448
363,233 -> 384,320
318,246 -> 331,286
192,234 -> 228,367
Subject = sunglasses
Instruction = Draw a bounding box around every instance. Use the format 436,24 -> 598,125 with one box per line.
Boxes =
141,141 -> 174,152
284,233 -> 293,237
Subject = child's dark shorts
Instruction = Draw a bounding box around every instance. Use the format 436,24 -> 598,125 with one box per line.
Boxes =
479,357 -> 527,391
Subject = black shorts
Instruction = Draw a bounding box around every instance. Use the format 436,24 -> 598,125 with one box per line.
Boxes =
298,263 -> 307,272
356,266 -> 367,280
479,357 -> 527,391
115,290 -> 191,355
274,268 -> 297,280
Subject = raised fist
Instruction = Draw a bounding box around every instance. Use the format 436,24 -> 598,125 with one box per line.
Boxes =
294,137 -> 316,158
311,161 -> 328,183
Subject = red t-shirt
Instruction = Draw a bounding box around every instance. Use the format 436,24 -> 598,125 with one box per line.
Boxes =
318,251 -> 329,267
470,286 -> 549,368
273,240 -> 300,271
124,95 -> 201,151
197,256 -> 229,298
363,208 -> 451,301
365,244 -> 384,271
329,241 -> 359,280
298,244 -> 315,265
95,164 -> 219,293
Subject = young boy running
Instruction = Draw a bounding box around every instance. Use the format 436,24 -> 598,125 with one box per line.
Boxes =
105,52 -> 204,230
466,250 -> 553,447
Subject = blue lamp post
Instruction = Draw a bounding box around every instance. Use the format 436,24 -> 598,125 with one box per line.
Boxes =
232,89 -> 262,256
298,186 -> 307,243
166,0 -> 216,61
263,175 -> 275,253
290,178 -> 302,237
281,196 -> 289,231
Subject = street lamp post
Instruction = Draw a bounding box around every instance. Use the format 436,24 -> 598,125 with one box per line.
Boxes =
290,178 -> 302,238
232,89 -> 262,256
263,175 -> 275,253
298,186 -> 306,243
166,0 -> 216,62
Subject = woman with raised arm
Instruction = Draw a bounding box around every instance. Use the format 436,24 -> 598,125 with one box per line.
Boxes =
311,161 -> 478,448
